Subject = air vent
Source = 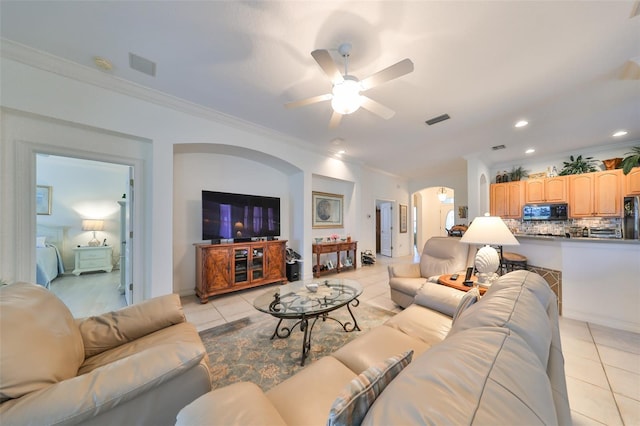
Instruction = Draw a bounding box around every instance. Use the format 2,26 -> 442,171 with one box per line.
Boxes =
425,114 -> 450,126
129,53 -> 156,77
492,144 -> 506,151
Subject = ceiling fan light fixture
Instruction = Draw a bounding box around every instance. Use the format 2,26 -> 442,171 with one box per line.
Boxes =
331,78 -> 362,115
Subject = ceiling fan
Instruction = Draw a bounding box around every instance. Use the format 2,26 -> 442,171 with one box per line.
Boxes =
285,43 -> 414,128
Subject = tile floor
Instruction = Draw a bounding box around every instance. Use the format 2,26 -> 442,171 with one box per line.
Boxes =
180,253 -> 640,425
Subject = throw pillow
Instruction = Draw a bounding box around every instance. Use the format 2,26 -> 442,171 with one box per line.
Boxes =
327,350 -> 413,426
452,287 -> 480,324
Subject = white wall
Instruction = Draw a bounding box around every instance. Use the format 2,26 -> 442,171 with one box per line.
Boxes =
1,49 -> 410,298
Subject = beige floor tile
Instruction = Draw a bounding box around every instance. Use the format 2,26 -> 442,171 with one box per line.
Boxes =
566,376 -> 623,426
560,317 -> 593,342
366,294 -> 401,313
216,300 -> 255,321
570,410 -> 607,425
209,293 -> 245,307
590,323 -> 640,355
605,364 -> 640,401
615,393 -> 640,426
195,317 -> 227,333
564,351 -> 610,389
598,345 -> 640,374
562,335 -> 600,362
183,305 -> 223,326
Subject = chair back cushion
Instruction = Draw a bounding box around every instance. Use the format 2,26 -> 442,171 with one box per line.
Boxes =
0,282 -> 84,402
420,237 -> 470,278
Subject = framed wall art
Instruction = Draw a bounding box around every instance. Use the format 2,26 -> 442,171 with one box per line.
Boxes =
399,204 -> 408,233
36,185 -> 52,215
312,191 -> 343,228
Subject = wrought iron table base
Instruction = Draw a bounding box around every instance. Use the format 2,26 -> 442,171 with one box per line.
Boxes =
270,299 -> 360,366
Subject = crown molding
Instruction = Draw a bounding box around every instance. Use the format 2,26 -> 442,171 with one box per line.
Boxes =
0,38 -> 345,161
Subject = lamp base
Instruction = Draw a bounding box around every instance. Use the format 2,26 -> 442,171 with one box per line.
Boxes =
474,245 -> 500,286
87,238 -> 101,247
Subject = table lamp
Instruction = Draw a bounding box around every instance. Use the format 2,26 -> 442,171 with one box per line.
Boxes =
459,214 -> 519,286
82,219 -> 104,247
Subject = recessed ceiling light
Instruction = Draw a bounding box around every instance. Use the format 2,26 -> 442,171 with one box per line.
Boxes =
525,148 -> 535,154
515,120 -> 529,128
613,130 -> 628,137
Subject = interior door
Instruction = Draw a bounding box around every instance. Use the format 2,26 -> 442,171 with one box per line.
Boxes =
380,203 -> 392,257
123,167 -> 134,305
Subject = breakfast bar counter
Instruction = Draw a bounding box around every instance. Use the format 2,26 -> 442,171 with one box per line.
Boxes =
509,236 -> 640,333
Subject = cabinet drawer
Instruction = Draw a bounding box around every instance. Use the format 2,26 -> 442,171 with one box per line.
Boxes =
80,250 -> 108,260
78,258 -> 109,269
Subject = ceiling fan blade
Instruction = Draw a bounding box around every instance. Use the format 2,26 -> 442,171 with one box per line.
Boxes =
311,49 -> 344,84
285,93 -> 332,109
360,58 -> 414,91
360,96 -> 395,119
329,110 -> 343,128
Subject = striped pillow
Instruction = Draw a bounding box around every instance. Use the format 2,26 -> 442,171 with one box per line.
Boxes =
327,350 -> 413,426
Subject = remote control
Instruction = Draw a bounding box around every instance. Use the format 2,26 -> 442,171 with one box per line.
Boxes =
450,274 -> 459,280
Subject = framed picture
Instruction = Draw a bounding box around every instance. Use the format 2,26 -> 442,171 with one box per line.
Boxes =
312,191 -> 343,228
458,206 -> 468,219
36,185 -> 52,215
399,204 -> 408,233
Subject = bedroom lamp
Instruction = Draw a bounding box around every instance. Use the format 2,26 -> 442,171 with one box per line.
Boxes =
460,213 -> 519,286
82,219 -> 104,247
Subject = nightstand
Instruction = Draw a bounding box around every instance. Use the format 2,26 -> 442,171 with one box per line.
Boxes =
72,246 -> 113,276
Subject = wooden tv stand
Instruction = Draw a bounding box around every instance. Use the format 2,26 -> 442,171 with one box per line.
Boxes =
195,240 -> 287,303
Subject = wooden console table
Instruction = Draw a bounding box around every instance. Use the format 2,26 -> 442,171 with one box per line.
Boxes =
312,241 -> 357,278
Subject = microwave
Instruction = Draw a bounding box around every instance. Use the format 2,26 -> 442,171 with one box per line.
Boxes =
522,203 -> 568,221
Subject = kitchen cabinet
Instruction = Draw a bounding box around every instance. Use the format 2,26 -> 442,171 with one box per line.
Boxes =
569,169 -> 622,217
625,167 -> 640,195
195,240 -> 286,303
490,181 -> 524,218
525,176 -> 567,203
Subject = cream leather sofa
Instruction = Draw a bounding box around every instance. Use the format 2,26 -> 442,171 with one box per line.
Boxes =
0,282 -> 212,426
388,236 -> 474,307
177,270 -> 571,425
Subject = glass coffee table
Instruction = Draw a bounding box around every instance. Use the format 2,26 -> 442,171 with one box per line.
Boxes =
253,278 -> 363,366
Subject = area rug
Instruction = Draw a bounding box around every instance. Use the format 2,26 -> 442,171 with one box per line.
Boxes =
199,304 -> 395,391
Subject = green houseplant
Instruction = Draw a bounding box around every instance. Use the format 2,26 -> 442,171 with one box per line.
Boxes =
558,155 -> 598,175
621,146 -> 640,175
509,166 -> 529,181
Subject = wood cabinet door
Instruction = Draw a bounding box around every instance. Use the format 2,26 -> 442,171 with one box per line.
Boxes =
264,242 -> 286,280
202,247 -> 232,291
545,176 -> 567,202
594,170 -> 622,216
506,181 -> 524,218
626,167 -> 640,195
490,183 -> 508,217
569,174 -> 594,217
525,180 -> 545,203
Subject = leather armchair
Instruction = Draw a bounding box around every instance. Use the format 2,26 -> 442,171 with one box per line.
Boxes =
0,282 -> 211,426
388,236 -> 473,307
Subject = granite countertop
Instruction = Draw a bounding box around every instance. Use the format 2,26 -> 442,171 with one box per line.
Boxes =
514,234 -> 640,244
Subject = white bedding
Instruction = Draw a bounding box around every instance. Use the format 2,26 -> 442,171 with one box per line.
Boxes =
36,244 -> 64,288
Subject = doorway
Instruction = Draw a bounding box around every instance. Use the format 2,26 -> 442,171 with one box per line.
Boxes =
375,200 -> 393,257
36,154 -> 133,315
412,186 -> 455,253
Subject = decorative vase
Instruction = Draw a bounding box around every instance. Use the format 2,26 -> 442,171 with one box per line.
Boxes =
602,158 -> 622,170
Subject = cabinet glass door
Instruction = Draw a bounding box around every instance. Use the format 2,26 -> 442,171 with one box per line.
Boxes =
234,248 -> 249,283
251,247 -> 264,280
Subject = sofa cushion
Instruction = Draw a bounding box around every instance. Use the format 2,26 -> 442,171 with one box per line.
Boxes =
414,282 -> 464,317
419,237 -> 470,278
383,304 -> 452,345
77,293 -> 186,358
362,327 -> 557,425
327,350 -> 413,426
451,287 -> 480,324
0,282 -> 84,402
332,324 -> 428,375
449,279 -> 553,367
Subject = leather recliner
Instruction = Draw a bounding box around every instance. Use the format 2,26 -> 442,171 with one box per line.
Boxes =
0,282 -> 212,426
388,236 -> 474,307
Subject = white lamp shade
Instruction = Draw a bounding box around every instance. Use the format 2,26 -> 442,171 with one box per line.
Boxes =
459,215 -> 519,246
82,219 -> 104,231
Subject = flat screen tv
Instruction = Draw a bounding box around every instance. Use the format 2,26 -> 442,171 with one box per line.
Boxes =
202,190 -> 281,241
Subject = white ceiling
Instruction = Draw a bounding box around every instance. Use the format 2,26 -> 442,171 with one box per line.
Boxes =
2,1 -> 639,179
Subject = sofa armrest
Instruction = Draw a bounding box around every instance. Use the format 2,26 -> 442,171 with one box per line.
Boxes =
77,294 -> 186,357
177,382 -> 287,426
413,283 -> 465,317
388,263 -> 421,279
0,342 -> 205,426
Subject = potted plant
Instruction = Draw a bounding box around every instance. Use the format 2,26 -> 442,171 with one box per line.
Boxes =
509,166 -> 529,181
621,146 -> 640,175
558,155 -> 598,175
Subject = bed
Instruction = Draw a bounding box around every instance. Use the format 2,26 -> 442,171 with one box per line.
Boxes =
36,225 -> 65,288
